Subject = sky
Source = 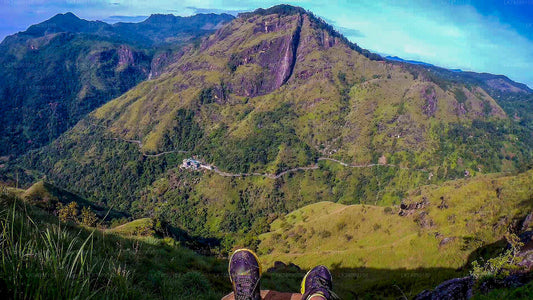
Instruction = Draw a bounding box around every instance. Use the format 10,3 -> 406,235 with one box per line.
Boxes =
1,0 -> 532,88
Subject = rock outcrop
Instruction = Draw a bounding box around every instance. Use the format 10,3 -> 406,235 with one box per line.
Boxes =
416,231 -> 533,299
415,273 -> 532,300
399,197 -> 430,216
517,231 -> 533,270
414,276 -> 474,300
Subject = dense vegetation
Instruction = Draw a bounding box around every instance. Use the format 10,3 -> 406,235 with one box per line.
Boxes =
19,125 -> 429,250
11,5 -> 533,254
1,4 -> 533,299
473,280 -> 533,299
0,189 -> 230,299
0,12 -> 234,157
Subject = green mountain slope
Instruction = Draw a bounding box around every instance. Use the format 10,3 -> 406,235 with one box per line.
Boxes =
258,169 -> 533,268
3,4 -> 533,299
0,12 -> 234,157
17,4 -> 533,250
74,5 -> 530,174
395,61 -> 533,131
257,169 -> 533,297
22,180 -> 128,221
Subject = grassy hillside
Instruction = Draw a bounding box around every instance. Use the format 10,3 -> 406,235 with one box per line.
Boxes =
0,189 -> 232,299
258,169 -> 533,268
256,169 -> 533,296
0,185 -> 324,299
22,180 -> 128,222
107,218 -> 154,235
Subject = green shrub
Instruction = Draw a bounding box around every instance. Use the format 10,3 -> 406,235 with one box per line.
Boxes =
470,233 -> 524,281
80,206 -> 97,227
336,221 -> 347,231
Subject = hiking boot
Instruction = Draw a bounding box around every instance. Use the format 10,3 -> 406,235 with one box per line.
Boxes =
229,249 -> 262,300
301,265 -> 338,300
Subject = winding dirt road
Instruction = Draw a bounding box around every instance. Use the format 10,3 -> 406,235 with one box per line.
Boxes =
88,120 -> 427,179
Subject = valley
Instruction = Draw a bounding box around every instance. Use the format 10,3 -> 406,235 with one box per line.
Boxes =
1,4 -> 533,299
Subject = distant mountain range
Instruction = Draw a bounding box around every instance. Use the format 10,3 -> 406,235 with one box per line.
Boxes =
0,12 -> 234,156
9,12 -> 234,47
385,55 -> 532,93
385,55 -> 439,68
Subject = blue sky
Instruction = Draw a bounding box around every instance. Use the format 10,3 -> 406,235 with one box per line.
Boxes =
1,0 -> 532,88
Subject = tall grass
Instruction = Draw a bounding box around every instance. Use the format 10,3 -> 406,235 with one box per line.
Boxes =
0,192 -> 226,299
0,195 -> 111,299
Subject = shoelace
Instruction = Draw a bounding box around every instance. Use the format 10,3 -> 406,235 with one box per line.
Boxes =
309,276 -> 340,300
234,276 -> 259,300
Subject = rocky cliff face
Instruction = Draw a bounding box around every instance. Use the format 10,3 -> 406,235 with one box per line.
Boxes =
206,13 -> 303,97
148,49 -> 187,79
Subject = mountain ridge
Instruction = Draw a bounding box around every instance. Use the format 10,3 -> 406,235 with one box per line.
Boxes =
385,55 -> 533,94
2,11 -> 235,47
0,12 -> 234,157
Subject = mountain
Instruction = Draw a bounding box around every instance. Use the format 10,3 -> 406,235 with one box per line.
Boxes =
20,12 -> 112,37
18,4 -> 533,248
112,13 -> 235,46
384,55 -> 532,94
0,12 -> 234,157
3,4 -> 533,299
7,12 -> 235,47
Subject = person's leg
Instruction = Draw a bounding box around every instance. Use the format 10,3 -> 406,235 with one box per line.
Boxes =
300,265 -> 337,300
228,248 -> 262,300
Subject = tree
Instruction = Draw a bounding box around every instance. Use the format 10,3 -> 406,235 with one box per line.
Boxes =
57,202 -> 79,223
80,206 -> 97,227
